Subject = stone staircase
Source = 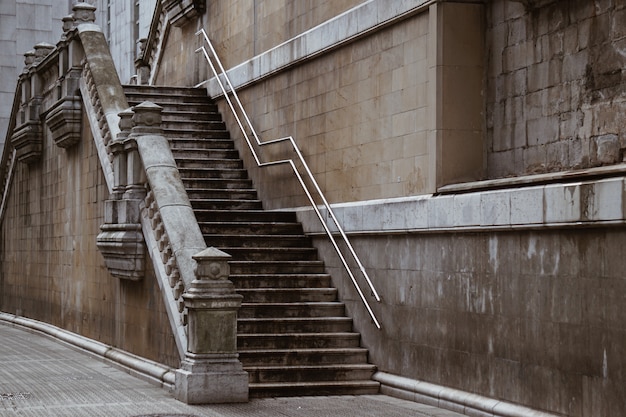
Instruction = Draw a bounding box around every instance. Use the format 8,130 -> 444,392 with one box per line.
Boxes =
124,85 -> 379,397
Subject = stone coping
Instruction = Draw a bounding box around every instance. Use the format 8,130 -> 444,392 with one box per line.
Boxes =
289,176 -> 626,235
374,372 -> 560,417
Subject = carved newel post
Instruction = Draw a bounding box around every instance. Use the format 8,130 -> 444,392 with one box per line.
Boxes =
175,247 -> 248,404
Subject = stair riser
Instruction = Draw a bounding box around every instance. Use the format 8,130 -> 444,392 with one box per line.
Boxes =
173,149 -> 240,160
191,200 -> 263,210
194,210 -> 297,223
238,320 -> 353,334
183,179 -> 253,190
238,334 -> 360,349
246,367 -> 375,383
200,223 -> 303,235
188,190 -> 257,200
205,236 -> 311,248
225,249 -> 319,262
239,351 -> 369,367
249,383 -> 380,398
163,121 -> 226,131
126,95 -> 210,105
238,305 -> 345,318
238,289 -> 337,303
181,169 -> 248,179
177,159 -> 243,169
163,112 -> 222,122
171,139 -> 234,150
164,129 -> 231,139
230,263 -> 325,275
231,276 -> 332,289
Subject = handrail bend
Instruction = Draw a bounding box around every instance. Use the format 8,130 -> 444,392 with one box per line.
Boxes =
196,28 -> 381,329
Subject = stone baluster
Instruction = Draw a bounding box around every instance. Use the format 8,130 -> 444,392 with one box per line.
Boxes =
175,247 -> 248,404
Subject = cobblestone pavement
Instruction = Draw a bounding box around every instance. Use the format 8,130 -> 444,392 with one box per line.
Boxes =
0,322 -> 464,417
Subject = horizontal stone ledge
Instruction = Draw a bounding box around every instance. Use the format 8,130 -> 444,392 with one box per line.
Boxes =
285,176 -> 626,235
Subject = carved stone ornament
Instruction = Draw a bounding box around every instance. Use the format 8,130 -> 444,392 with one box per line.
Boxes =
11,120 -> 42,164
162,0 -> 206,27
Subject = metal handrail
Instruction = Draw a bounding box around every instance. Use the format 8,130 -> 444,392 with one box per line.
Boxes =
196,28 -> 381,329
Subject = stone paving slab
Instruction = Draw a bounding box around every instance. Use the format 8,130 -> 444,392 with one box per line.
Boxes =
0,322 -> 465,417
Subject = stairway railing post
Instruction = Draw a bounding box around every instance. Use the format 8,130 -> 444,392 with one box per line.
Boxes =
174,247 -> 248,404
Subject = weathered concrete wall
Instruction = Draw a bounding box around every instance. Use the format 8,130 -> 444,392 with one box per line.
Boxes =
314,227 -> 625,417
0,110 -> 179,368
487,0 -> 626,178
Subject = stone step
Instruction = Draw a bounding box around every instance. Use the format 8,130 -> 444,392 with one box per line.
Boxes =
230,273 -> 332,289
170,138 -> 234,150
237,288 -> 337,303
238,317 -> 353,333
238,302 -> 345,318
237,332 -> 361,349
193,209 -> 297,223
204,234 -> 311,248
245,363 -> 377,384
186,188 -> 257,200
176,157 -> 243,169
190,199 -> 263,210
173,148 -> 240,160
161,110 -> 222,122
248,380 -> 380,398
223,247 -> 319,262
239,348 -> 369,366
180,167 -> 248,180
125,91 -> 210,105
199,221 -> 302,235
229,260 -> 325,275
163,128 -> 231,139
162,119 -> 226,131
182,178 -> 253,190
124,85 -> 208,96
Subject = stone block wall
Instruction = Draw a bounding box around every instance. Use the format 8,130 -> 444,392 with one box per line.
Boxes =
0,110 -> 179,368
314,228 -> 626,416
487,0 -> 626,178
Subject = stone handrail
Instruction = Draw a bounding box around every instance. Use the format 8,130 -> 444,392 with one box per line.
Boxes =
73,13 -> 199,358
134,0 -> 165,85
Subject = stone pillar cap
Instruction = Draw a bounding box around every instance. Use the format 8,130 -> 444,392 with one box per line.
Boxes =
73,2 -> 97,24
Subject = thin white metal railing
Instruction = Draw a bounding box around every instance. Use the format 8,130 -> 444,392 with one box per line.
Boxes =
196,28 -> 381,329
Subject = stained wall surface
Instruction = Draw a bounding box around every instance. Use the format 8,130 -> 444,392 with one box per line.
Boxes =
0,110 -> 179,368
486,0 -> 626,178
315,227 -> 626,417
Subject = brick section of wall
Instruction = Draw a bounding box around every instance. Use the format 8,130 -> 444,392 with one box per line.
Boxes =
486,0 -> 626,178
314,228 -> 626,417
0,111 -> 179,368
216,12 -> 430,207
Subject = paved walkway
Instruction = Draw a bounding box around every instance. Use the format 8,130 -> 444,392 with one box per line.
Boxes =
0,322 -> 464,417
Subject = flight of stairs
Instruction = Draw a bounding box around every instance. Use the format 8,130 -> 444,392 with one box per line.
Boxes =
124,85 -> 379,397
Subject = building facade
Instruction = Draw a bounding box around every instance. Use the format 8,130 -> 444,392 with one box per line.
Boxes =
1,0 -> 625,416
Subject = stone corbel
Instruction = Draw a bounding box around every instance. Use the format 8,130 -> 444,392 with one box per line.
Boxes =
162,0 -> 206,27
10,44 -> 53,164
45,94 -> 82,149
97,110 -> 147,281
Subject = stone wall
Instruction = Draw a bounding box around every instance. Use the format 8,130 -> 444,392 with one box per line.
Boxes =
313,227 -> 625,417
486,0 -> 626,178
0,110 -> 179,368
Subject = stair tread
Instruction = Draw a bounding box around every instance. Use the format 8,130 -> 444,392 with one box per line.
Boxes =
249,380 -> 379,388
